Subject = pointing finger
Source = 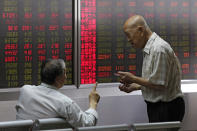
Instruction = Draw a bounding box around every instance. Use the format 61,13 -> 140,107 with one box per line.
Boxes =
117,71 -> 126,76
93,82 -> 98,91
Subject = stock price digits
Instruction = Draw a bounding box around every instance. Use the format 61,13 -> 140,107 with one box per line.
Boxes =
0,0 -> 73,88
81,0 -> 197,84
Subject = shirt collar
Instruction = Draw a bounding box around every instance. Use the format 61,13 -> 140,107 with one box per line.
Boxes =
143,32 -> 157,55
41,83 -> 58,90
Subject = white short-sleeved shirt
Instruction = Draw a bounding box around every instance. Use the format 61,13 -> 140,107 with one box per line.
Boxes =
141,32 -> 183,102
16,83 -> 98,127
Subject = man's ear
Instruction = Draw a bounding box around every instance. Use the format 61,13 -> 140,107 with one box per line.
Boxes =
137,26 -> 144,32
54,76 -> 63,88
137,26 -> 144,37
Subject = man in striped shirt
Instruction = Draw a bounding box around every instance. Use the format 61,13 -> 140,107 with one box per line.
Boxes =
116,15 -> 185,123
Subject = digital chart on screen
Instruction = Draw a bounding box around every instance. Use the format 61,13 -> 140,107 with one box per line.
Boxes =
80,0 -> 197,84
0,0 -> 73,88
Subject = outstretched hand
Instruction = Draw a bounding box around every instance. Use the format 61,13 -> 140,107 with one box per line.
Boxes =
115,71 -> 135,84
119,83 -> 141,93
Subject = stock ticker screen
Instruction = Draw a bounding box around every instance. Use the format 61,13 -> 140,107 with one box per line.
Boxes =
80,0 -> 197,84
1,0 -> 197,88
0,0 -> 73,88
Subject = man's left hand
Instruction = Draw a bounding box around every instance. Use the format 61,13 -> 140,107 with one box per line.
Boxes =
115,71 -> 136,84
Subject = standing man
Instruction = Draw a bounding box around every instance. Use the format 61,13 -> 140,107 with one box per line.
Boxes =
116,15 -> 185,122
16,59 -> 100,127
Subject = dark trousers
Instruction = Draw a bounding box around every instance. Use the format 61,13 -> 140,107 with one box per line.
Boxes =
145,97 -> 185,122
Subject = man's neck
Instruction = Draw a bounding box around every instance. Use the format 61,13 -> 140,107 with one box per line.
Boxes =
52,82 -> 62,89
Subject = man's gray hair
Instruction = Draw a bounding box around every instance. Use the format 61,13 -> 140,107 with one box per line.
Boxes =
41,59 -> 66,85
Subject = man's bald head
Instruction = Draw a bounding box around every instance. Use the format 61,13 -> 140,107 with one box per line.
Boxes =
123,15 -> 152,49
123,15 -> 148,31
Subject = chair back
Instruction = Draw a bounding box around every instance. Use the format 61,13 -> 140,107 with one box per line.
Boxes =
32,118 -> 73,130
76,124 -> 131,131
0,120 -> 33,131
131,121 -> 181,131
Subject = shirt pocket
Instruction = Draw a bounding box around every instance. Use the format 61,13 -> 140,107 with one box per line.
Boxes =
142,60 -> 152,78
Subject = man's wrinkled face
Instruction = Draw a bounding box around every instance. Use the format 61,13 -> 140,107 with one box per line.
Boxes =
124,27 -> 144,49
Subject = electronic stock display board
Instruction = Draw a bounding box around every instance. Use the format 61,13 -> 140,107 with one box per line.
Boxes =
0,0 -> 73,88
81,0 -> 197,84
1,0 -> 197,87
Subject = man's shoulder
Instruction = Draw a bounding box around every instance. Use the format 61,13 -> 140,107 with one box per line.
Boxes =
20,84 -> 37,90
45,89 -> 73,104
55,92 -> 73,104
19,85 -> 41,95
22,84 -> 35,88
153,36 -> 173,53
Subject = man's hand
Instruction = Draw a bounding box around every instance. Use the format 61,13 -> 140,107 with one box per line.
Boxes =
119,83 -> 141,93
115,71 -> 136,84
119,84 -> 131,93
89,82 -> 100,109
